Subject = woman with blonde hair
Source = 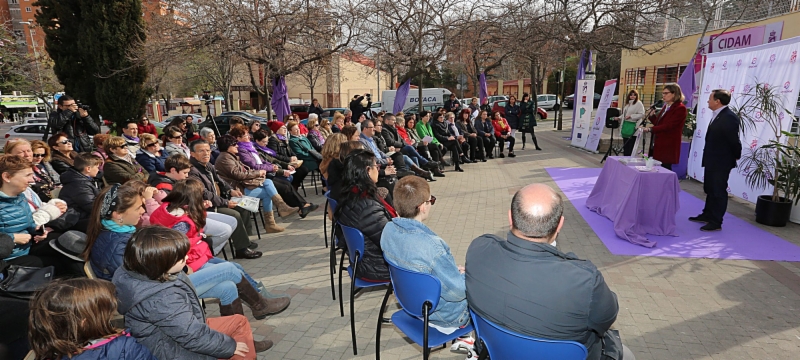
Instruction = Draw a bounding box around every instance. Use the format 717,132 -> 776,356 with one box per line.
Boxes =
30,140 -> 61,201
331,112 -> 346,133
136,132 -> 169,172
319,118 -> 333,139
102,136 -> 149,184
306,117 -> 325,152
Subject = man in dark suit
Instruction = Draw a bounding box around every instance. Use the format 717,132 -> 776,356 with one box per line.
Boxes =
690,89 -> 742,231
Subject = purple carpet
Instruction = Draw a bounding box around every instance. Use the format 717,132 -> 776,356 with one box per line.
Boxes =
546,167 -> 800,261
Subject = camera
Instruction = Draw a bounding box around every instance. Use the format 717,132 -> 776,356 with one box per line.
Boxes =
76,100 -> 91,112
365,94 -> 372,101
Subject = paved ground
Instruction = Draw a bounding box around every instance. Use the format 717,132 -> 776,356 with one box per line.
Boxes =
215,122 -> 800,360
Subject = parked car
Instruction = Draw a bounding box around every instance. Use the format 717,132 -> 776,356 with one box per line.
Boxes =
491,101 -> 548,120
220,111 -> 268,123
488,95 -> 508,104
5,124 -> 93,143
290,104 -> 310,120
163,114 -> 204,125
318,107 -> 348,122
21,118 -> 48,125
459,99 -> 472,108
23,112 -> 48,121
197,115 -> 245,137
536,94 -> 560,110
402,105 -> 441,116
564,93 -> 601,109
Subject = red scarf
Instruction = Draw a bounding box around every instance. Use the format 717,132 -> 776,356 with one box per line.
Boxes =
351,186 -> 397,218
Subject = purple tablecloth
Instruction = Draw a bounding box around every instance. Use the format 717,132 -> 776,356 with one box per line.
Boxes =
585,157 -> 680,248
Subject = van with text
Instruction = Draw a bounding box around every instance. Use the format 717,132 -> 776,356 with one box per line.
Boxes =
380,88 -> 453,113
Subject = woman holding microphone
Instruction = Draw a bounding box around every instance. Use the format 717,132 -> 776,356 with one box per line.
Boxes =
642,84 -> 686,170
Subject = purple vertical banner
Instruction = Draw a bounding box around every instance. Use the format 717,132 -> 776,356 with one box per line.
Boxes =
677,56 -> 697,109
479,72 -> 489,104
271,77 -> 291,122
569,50 -> 587,135
393,79 -> 411,114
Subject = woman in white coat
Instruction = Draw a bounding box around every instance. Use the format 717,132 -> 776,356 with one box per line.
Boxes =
621,89 -> 646,156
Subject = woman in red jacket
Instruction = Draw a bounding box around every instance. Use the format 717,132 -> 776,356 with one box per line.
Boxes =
643,83 -> 687,170
491,111 -> 517,158
137,116 -> 158,137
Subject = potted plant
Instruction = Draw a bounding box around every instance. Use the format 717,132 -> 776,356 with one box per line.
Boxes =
735,83 -> 800,227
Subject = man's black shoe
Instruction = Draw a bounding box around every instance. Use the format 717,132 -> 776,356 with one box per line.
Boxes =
498,153 -> 505,158
508,152 -> 516,158
235,248 -> 263,259
487,154 -> 494,159
248,242 -> 258,250
688,215 -> 709,223
700,223 -> 722,232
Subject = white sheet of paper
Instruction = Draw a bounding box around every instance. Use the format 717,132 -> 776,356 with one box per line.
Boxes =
422,136 -> 433,143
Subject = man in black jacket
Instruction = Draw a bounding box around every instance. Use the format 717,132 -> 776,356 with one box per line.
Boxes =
443,93 -> 461,113
308,98 -> 324,116
58,153 -> 102,232
44,95 -> 100,152
188,140 -> 262,259
466,184 -> 635,360
690,90 -> 742,231
349,94 -> 371,123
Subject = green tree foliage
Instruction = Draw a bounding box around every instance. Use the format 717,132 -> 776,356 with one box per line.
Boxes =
35,0 -> 148,128
0,25 -> 27,93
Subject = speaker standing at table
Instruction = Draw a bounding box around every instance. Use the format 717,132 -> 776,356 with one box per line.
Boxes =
641,84 -> 687,170
690,89 -> 742,232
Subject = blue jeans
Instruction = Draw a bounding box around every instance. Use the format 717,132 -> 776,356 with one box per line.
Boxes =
244,178 -> 279,212
190,258 -> 260,305
401,145 -> 429,166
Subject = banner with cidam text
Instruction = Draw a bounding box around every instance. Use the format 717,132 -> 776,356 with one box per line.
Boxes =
584,80 -> 618,152
688,36 -> 800,203
570,79 -> 596,147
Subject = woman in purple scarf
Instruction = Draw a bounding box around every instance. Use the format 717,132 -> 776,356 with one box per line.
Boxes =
230,125 -> 318,219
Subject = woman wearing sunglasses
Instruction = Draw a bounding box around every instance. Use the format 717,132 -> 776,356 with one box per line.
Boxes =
135,133 -> 169,172
163,125 -> 191,158
29,140 -> 62,202
48,132 -> 78,175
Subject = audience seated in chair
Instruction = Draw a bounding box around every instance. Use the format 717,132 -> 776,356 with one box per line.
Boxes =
113,227 -> 273,359
102,136 -> 149,185
135,133 -> 168,172
58,153 -> 103,233
381,176 -> 470,330
28,278 -> 157,360
335,148 -> 396,281
465,183 -> 634,360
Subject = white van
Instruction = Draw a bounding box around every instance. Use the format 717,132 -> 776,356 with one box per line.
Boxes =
381,88 -> 452,113
22,112 -> 48,125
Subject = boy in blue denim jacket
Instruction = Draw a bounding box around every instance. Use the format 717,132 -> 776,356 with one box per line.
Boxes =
381,176 -> 469,328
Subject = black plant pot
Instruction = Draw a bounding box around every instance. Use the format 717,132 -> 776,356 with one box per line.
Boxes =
755,195 -> 793,227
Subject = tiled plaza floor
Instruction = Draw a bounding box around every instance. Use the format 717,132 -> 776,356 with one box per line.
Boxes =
216,123 -> 800,360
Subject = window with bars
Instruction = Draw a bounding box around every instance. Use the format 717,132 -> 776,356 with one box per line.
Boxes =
656,66 -> 681,84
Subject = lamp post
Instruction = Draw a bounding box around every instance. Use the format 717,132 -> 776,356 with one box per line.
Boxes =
18,21 -> 46,111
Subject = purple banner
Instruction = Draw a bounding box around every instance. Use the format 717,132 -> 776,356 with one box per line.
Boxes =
479,72 -> 488,104
393,79 -> 411,114
677,56 -> 697,109
271,77 -> 291,122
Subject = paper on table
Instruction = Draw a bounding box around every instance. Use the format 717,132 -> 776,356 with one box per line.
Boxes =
422,136 -> 433,143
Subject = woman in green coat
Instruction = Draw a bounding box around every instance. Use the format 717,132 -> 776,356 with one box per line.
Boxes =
287,121 -> 320,171
519,93 -> 542,150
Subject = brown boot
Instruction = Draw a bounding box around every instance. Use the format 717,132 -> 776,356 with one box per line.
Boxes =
236,278 -> 291,320
262,211 -> 284,233
254,339 -> 273,352
218,298 -> 244,316
272,195 -> 299,217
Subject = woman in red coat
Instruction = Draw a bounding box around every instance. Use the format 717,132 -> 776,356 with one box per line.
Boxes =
137,116 -> 158,136
643,84 -> 687,170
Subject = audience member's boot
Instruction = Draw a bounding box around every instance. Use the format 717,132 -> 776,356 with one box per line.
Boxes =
218,298 -> 244,316
422,161 -> 439,171
299,203 -> 320,218
234,247 -> 263,259
410,164 -> 436,181
254,339 -> 273,352
272,195 -> 299,217
431,166 -> 446,177
262,211 -> 284,233
236,278 -> 291,320
453,157 -> 464,172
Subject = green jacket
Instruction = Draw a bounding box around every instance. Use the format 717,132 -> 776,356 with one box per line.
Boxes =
415,121 -> 440,145
288,135 -> 319,170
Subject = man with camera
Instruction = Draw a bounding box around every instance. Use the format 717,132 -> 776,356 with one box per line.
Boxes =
44,95 -> 100,152
350,93 -> 372,123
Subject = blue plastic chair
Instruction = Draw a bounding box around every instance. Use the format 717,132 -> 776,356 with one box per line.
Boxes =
469,309 -> 588,360
338,224 -> 391,355
324,191 -> 340,300
377,258 -> 474,360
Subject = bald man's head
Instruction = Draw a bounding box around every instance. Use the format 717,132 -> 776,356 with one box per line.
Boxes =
510,184 -> 564,241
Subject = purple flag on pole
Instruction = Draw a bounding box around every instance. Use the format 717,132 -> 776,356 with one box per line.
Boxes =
271,77 -> 291,122
479,72 -> 489,104
393,79 -> 411,114
570,50 -> 587,133
677,56 -> 697,109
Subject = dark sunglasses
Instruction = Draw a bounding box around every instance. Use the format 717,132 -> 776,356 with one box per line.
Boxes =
33,154 -> 45,158
170,134 -> 182,139
145,142 -> 158,147
59,139 -> 72,145
421,195 -> 436,206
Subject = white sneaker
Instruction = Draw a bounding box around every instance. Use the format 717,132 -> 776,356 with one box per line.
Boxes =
464,349 -> 480,360
450,336 -> 475,352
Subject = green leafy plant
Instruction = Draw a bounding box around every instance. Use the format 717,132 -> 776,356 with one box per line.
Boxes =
734,83 -> 800,204
683,111 -> 697,139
